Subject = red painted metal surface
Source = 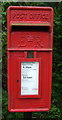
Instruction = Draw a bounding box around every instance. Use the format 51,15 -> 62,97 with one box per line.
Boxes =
7,6 -> 54,112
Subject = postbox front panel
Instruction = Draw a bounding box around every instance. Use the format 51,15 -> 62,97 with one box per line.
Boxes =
7,6 -> 53,112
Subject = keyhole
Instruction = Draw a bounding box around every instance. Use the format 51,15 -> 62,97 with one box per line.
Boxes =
17,80 -> 19,83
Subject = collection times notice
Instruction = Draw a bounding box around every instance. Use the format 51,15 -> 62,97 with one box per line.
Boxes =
21,62 -> 39,95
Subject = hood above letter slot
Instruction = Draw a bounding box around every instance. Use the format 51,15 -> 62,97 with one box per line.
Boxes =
11,22 -> 51,27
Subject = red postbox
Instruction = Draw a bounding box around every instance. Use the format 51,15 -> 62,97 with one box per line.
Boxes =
7,6 -> 53,112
